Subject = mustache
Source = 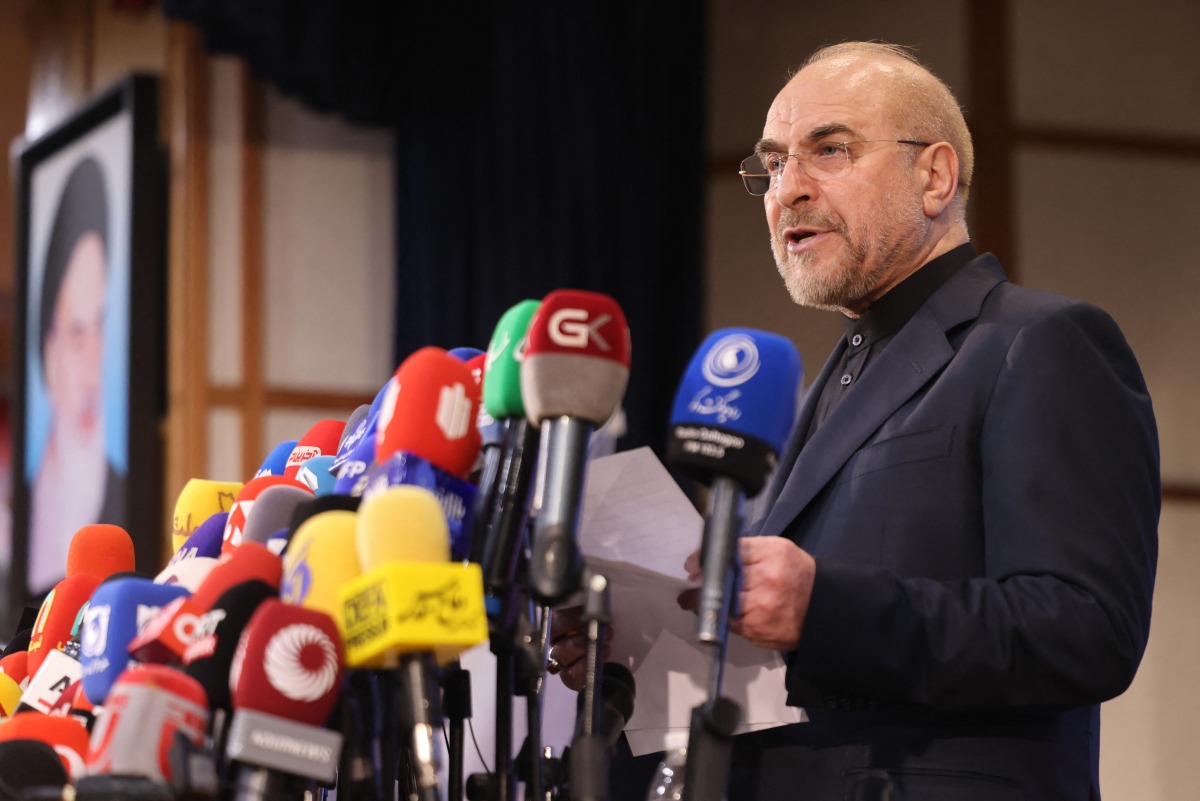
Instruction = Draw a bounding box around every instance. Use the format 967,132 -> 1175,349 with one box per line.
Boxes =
777,209 -> 844,235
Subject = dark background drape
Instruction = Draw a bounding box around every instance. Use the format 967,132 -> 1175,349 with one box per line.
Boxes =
162,1 -> 708,454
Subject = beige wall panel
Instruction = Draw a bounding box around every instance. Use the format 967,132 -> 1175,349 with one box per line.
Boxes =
708,0 -> 970,157
706,175 -> 844,387
1100,502 -> 1200,801
207,57 -> 244,386
263,407 -> 358,465
1014,149 -> 1200,484
261,90 -> 395,392
206,407 -> 242,483
1012,0 -> 1200,137
91,7 -> 167,91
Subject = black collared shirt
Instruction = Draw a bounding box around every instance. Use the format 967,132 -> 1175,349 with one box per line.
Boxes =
808,243 -> 976,436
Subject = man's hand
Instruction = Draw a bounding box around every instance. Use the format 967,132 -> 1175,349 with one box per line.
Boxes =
546,606 -> 613,692
679,536 -> 815,652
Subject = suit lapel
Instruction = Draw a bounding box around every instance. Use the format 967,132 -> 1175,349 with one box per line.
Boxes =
759,255 -> 1006,538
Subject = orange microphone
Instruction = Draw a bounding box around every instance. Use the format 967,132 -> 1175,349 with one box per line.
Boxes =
66,524 -> 136,581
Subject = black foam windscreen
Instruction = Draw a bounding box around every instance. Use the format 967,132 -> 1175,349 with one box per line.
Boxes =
183,580 -> 279,712
287,494 -> 361,540
0,740 -> 68,794
0,629 -> 32,659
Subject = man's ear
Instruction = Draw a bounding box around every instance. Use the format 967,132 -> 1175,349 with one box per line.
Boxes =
920,142 -> 960,218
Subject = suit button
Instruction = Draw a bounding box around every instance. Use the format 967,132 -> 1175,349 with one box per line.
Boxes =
840,373 -> 852,386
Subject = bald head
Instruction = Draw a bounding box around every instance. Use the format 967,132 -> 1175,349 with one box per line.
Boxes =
795,42 -> 974,211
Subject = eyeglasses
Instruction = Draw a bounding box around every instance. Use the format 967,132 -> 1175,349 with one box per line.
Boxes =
738,140 -> 931,195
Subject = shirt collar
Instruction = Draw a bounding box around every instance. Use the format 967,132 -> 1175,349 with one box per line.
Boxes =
843,243 -> 977,347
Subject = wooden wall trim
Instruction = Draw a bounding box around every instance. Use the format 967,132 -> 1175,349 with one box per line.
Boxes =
165,22 -> 210,528
240,67 -> 266,480
209,386 -> 374,411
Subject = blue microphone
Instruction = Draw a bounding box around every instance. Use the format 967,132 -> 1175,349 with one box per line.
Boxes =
80,577 -> 191,705
332,435 -> 376,497
256,440 -> 299,478
667,328 -> 801,497
333,404 -> 374,473
667,328 -> 802,646
296,454 -> 338,496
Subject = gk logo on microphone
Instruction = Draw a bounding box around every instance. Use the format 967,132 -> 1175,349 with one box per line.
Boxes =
436,383 -> 473,440
548,308 -> 612,351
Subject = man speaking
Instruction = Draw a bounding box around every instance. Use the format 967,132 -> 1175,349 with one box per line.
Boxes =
546,40 -> 1159,800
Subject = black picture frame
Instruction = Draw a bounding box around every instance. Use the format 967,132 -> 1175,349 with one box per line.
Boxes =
9,74 -> 166,631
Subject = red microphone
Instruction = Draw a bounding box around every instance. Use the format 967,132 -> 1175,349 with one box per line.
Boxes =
375,347 -> 483,478
224,599 -> 346,790
66,524 -> 137,581
28,573 -> 103,675
85,664 -> 209,781
221,476 -> 315,556
284,419 -> 347,480
129,541 -> 282,664
0,651 -> 30,687
521,289 -> 631,604
0,712 -> 92,780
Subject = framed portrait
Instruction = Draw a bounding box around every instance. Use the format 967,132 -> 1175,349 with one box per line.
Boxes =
9,74 -> 165,628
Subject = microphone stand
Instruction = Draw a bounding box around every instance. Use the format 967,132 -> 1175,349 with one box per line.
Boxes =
568,572 -> 611,801
442,662 -> 473,801
682,479 -> 744,801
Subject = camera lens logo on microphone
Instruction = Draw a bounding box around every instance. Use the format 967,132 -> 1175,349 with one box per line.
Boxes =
701,334 -> 761,387
264,623 -> 340,702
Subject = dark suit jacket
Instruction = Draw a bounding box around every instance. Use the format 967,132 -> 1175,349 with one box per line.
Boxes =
728,254 -> 1159,801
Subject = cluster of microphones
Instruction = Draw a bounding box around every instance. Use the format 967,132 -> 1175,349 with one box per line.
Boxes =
0,287 -> 802,801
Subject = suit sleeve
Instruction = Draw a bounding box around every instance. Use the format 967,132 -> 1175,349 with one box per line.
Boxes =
787,302 -> 1160,712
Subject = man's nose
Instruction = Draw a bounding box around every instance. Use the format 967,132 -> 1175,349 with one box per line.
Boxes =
773,156 -> 818,207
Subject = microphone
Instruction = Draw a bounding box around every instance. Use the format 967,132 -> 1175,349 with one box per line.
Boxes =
172,479 -> 244,552
0,713 -> 91,781
129,541 -> 282,665
28,573 -> 103,676
375,347 -> 483,479
0,671 -> 22,715
84,664 -> 209,782
256,440 -> 299,479
66,524 -> 136,583
221,476 -> 315,555
521,290 -> 631,605
474,299 -> 543,612
155,556 -> 219,592
667,328 -> 802,645
332,403 -> 372,469
295,454 -> 338,496
281,510 -> 361,621
225,600 -> 346,797
341,486 -> 489,801
183,580 -> 279,714
80,577 -> 191,705
332,434 -> 375,497
0,740 -> 68,797
0,650 -> 30,687
2,628 -> 33,659
168,510 -> 229,565
369,346 -> 483,559
284,419 -> 346,481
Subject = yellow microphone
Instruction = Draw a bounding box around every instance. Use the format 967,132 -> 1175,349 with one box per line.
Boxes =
171,478 -> 243,552
338,485 -> 488,801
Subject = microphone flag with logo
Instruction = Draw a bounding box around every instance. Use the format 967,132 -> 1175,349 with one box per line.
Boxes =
667,328 -> 802,497
521,289 -> 631,605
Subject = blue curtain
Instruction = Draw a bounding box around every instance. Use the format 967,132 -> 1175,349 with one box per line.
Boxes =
163,1 -> 707,452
